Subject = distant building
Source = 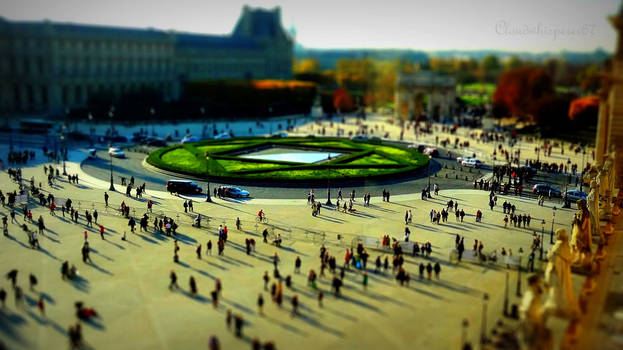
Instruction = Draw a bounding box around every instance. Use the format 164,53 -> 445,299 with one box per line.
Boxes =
0,5 -> 293,115
395,71 -> 456,122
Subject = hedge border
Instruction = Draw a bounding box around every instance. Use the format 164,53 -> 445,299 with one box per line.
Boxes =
146,136 -> 429,183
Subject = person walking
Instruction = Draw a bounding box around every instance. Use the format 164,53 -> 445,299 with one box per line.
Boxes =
257,294 -> 264,315
104,192 -> 109,207
294,256 -> 301,273
263,271 -> 269,290
169,270 -> 178,290
434,262 -> 441,280
196,244 -> 202,259
189,276 -> 197,296
99,225 -> 105,240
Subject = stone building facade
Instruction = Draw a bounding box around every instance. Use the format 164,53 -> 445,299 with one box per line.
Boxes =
0,6 -> 293,115
394,71 -> 456,122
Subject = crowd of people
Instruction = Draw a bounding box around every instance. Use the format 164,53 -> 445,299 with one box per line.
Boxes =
0,124 -> 585,350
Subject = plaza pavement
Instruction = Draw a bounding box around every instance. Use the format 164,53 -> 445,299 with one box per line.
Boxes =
0,147 -> 586,350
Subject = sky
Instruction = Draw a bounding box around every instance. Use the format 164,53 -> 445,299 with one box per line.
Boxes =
0,0 -> 620,52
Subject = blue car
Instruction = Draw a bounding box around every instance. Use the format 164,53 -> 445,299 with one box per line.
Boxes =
564,190 -> 587,202
219,186 -> 250,198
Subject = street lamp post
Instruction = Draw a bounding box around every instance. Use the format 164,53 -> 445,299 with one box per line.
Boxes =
200,107 -> 206,138
326,177 -> 332,206
109,152 -> 115,191
461,319 -> 470,349
427,156 -> 432,198
503,271 -> 509,316
480,293 -> 489,346
205,157 -> 212,202
516,255 -> 523,297
150,107 -> 155,132
88,112 -> 94,147
108,109 -> 115,191
579,150 -> 586,192
61,132 -> 67,176
550,207 -> 556,244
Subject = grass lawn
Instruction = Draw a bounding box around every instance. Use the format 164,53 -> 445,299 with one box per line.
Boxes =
147,137 -> 428,182
458,83 -> 496,96
161,148 -> 207,174
348,154 -> 399,165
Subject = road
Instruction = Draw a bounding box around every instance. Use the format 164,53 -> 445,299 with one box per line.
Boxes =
81,149 -> 479,199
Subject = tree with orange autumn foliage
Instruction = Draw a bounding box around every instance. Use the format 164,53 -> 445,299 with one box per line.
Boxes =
492,67 -> 554,122
568,96 -> 599,124
333,87 -> 355,113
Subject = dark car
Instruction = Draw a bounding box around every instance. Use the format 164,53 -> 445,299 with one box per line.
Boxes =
218,186 -> 250,198
519,166 -> 537,178
145,138 -> 167,147
166,180 -> 202,195
532,184 -> 561,196
103,135 -> 128,143
131,134 -> 147,143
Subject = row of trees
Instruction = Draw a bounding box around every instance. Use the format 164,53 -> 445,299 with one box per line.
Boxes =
294,54 -> 606,114
492,64 -> 606,137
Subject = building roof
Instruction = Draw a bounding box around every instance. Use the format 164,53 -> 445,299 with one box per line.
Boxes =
0,17 -> 172,40
175,33 -> 259,50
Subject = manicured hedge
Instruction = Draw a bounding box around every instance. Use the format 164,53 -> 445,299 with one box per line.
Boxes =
146,137 -> 428,182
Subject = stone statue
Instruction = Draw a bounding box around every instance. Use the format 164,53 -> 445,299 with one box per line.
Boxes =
587,180 -> 603,244
601,155 -> 614,219
571,199 -> 592,266
597,161 -> 607,198
544,229 -> 578,317
519,274 -> 552,350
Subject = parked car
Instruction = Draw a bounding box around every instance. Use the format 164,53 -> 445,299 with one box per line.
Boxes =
87,148 -> 97,159
270,132 -> 288,138
131,134 -> 147,143
214,132 -> 231,140
102,135 -> 128,143
456,155 -> 472,164
563,190 -> 587,202
462,158 -> 483,168
350,135 -> 369,142
145,138 -> 167,147
166,180 -> 202,195
108,147 -> 125,158
181,135 -> 200,144
218,186 -> 250,198
532,184 -> 561,196
519,166 -> 537,178
423,147 -> 439,157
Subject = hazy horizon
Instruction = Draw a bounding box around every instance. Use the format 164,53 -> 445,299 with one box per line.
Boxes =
0,0 -> 620,53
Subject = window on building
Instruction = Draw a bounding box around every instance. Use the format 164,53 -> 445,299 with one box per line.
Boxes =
37,57 -> 44,75
26,85 -> 34,106
75,86 -> 82,104
13,84 -> 20,108
62,86 -> 68,105
40,86 -> 47,106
